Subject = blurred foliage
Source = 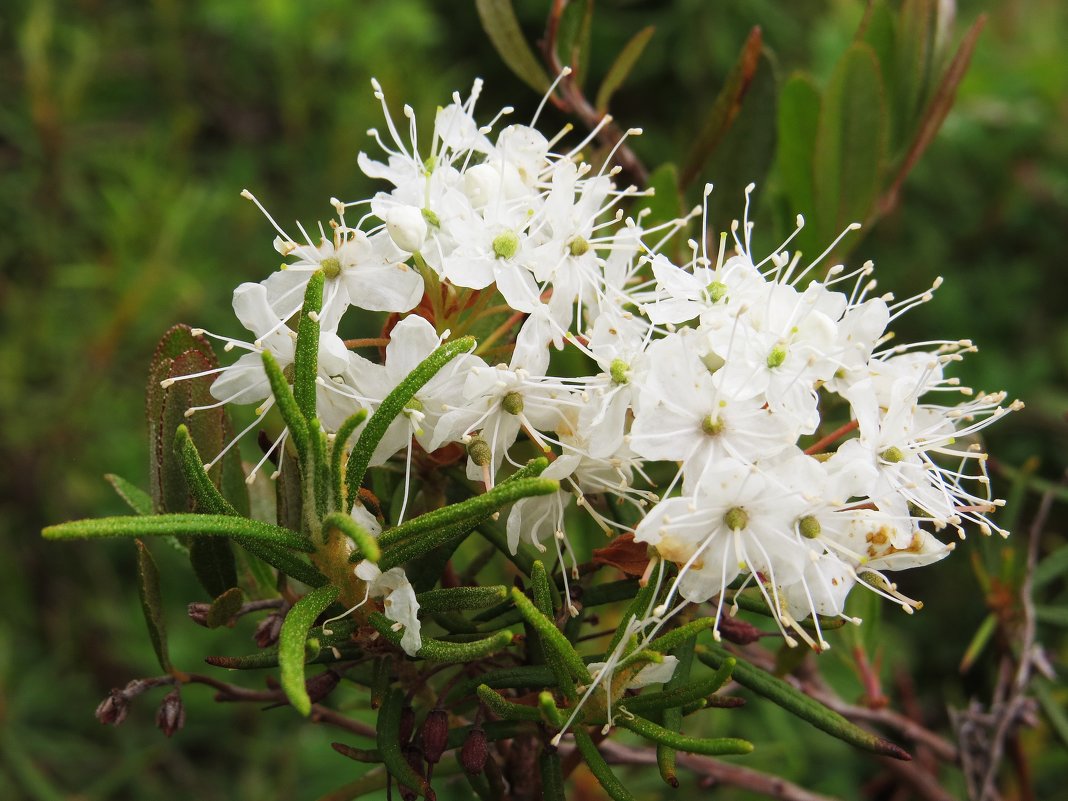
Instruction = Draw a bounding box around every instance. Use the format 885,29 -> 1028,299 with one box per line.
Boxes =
2,0 -> 1066,798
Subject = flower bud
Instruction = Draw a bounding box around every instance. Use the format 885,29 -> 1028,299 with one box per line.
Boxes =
95,689 -> 129,727
254,612 -> 284,648
187,602 -> 211,627
384,206 -> 427,253
155,688 -> 186,738
421,708 -> 449,764
460,726 -> 488,774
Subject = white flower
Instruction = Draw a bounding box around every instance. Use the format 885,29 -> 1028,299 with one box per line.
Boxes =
354,561 -> 422,656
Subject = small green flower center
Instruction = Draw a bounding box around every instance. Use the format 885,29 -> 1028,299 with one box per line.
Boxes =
421,207 -> 441,228
321,257 -> 342,280
568,236 -> 590,257
724,507 -> 749,531
502,391 -> 525,415
881,446 -> 906,463
798,515 -> 821,539
423,155 -> 436,174
492,231 -> 520,260
706,281 -> 727,303
404,397 -> 424,413
609,358 -> 630,385
766,345 -> 788,369
701,414 -> 725,436
467,436 -> 491,466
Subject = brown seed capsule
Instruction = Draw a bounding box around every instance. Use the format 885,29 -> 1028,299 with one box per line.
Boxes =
95,689 -> 129,727
155,688 -> 186,738
460,726 -> 488,775
421,708 -> 449,764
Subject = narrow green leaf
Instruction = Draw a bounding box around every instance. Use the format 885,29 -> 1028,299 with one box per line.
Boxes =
322,511 -> 380,563
530,560 -> 575,698
293,271 -> 325,421
205,587 -> 245,628
416,586 -> 508,613
697,644 -> 911,760
556,0 -> 593,87
476,685 -> 542,721
959,612 -> 996,672
623,657 -> 735,714
897,0 -> 937,130
331,409 -> 368,512
654,637 -> 693,786
573,729 -> 634,801
1034,544 -> 1068,590
189,537 -> 238,598
1035,605 -> 1068,627
377,517 -> 478,573
606,561 -> 663,657
777,73 -> 821,220
377,688 -> 430,797
105,474 -> 153,516
44,513 -> 313,551
280,584 -> 340,716
640,616 -> 718,656
510,588 -> 590,683
134,539 -> 171,672
680,26 -> 763,189
619,714 -> 753,755
368,612 -> 514,662
444,665 -> 556,707
379,478 -> 558,548
813,42 -> 887,243
595,26 -> 654,112
474,0 -> 550,94
262,350 -> 309,456
539,743 -> 566,801
345,336 -> 475,506
732,590 -> 847,632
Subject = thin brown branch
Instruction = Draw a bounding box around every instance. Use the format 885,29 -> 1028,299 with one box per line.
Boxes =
539,0 -> 649,186
591,740 -> 842,801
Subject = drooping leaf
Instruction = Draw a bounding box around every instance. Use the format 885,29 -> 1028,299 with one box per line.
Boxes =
368,612 -> 515,662
573,729 -> 634,801
595,25 -> 655,113
620,714 -> 752,755
680,26 -> 763,190
279,584 -> 340,716
134,539 -> 171,672
293,271 -> 324,422
377,688 -> 431,797
474,0 -> 550,94
416,586 -> 508,613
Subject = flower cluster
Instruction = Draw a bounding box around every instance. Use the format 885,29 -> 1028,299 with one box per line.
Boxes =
174,76 -> 1019,657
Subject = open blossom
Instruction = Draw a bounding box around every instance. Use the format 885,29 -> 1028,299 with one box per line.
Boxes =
173,76 -> 1019,671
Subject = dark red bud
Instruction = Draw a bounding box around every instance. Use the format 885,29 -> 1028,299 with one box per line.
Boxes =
718,614 -> 763,645
95,689 -> 129,726
399,746 -> 424,801
421,708 -> 449,764
155,688 -> 186,738
460,726 -> 488,775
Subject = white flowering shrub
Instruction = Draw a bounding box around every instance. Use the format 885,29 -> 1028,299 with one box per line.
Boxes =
44,4 -> 1024,799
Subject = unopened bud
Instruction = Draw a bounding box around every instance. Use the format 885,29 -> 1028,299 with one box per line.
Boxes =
384,206 -> 428,253
187,602 -> 211,627
96,689 -> 130,727
421,708 -> 449,764
460,726 -> 489,774
155,688 -> 186,738
254,612 -> 283,648
399,746 -> 425,801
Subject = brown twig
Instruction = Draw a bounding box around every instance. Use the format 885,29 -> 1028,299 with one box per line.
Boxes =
539,0 -> 649,186
587,740 -> 842,801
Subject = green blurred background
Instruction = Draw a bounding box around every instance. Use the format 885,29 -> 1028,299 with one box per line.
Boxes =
1,0 -> 1065,798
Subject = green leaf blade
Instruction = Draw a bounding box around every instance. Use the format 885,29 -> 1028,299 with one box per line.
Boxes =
279,584 -> 340,716
475,0 -> 550,94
